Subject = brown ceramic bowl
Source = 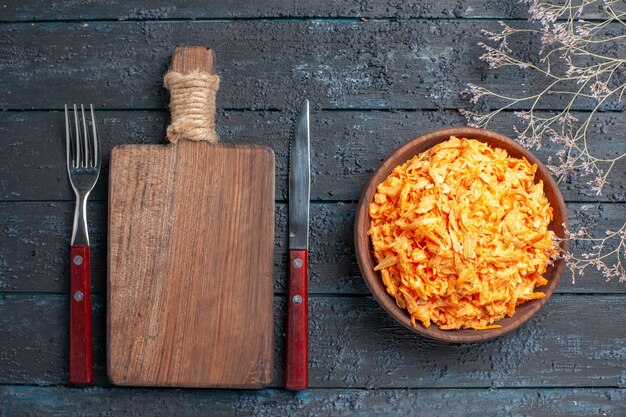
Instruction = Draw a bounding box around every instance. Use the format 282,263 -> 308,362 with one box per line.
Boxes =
354,127 -> 568,343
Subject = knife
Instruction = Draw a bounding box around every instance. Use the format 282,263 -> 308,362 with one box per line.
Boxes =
286,100 -> 310,391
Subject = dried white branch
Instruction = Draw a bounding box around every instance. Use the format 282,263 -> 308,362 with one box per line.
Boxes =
462,0 -> 626,285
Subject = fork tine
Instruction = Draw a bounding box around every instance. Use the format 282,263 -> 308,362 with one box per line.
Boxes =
81,104 -> 90,167
90,105 -> 99,168
65,105 -> 71,168
73,104 -> 81,168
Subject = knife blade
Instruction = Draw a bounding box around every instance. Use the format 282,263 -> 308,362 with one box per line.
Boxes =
285,100 -> 310,391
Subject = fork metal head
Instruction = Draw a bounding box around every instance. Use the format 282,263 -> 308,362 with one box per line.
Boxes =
65,104 -> 100,174
65,104 -> 101,246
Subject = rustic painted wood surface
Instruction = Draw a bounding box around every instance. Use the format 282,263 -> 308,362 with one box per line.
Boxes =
1,0 -> 616,21
2,22 -> 624,111
0,1 -> 624,415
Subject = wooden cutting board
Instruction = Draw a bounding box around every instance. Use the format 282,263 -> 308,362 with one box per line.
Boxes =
107,47 -> 275,388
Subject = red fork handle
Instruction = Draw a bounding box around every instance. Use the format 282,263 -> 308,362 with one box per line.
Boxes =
70,245 -> 93,384
285,249 -> 309,390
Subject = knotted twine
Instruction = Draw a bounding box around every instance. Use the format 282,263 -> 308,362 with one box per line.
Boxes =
163,71 -> 220,144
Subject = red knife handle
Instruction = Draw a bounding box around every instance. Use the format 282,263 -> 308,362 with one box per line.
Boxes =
69,245 -> 93,384
285,249 -> 309,390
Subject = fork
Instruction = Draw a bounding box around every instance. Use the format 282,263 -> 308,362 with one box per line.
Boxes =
65,104 -> 100,384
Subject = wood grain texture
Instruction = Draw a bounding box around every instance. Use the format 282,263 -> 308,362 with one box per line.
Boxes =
1,294 -> 625,388
1,201 -> 624,294
1,386 -> 625,417
69,245 -> 93,384
2,21 -> 624,111
107,144 -> 276,385
1,110 -> 623,203
285,249 -> 309,390
107,47 -> 275,387
108,142 -> 275,387
171,45 -> 216,74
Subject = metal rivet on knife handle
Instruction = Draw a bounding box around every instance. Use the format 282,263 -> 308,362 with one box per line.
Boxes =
293,295 -> 303,304
74,291 -> 84,302
293,258 -> 303,268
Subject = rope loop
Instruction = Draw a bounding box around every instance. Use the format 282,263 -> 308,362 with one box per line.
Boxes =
164,71 -> 220,144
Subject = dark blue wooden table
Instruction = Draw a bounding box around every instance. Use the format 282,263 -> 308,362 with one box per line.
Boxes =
1,1 -> 624,415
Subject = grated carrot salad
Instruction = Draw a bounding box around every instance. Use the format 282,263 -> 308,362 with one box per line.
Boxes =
368,137 -> 557,330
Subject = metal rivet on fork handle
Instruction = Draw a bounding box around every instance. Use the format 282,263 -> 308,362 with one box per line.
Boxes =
73,255 -> 83,265
74,291 -> 84,302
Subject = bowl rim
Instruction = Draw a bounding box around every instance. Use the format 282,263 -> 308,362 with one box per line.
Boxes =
354,126 -> 569,343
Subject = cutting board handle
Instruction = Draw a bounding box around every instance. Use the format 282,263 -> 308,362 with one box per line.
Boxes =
164,46 -> 220,144
171,46 -> 216,74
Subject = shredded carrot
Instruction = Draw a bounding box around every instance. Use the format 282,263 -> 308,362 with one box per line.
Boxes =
368,137 -> 557,330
